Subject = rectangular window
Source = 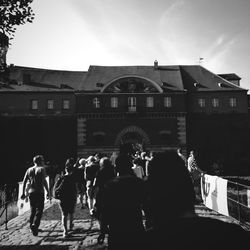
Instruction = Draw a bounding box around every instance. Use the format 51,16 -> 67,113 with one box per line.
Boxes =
128,97 -> 136,112
31,99 -> 38,110
47,99 -> 54,110
212,98 -> 219,107
146,97 -> 154,108
111,97 -> 118,108
164,97 -> 172,108
63,99 -> 70,110
198,98 -> 205,107
229,98 -> 237,107
93,97 -> 100,108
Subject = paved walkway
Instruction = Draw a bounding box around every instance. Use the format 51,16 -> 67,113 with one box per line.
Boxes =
0,200 -> 245,250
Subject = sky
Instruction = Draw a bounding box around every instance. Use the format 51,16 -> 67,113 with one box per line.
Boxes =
7,0 -> 250,91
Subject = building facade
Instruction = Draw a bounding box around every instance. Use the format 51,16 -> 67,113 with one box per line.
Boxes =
0,62 -> 249,180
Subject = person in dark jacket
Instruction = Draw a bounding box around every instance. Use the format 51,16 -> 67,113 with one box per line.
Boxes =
100,148 -> 147,250
145,150 -> 249,250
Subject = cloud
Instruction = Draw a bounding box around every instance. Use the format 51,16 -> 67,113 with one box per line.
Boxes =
203,35 -> 236,71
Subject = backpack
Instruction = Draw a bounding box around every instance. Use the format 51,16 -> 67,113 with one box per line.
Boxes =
53,175 -> 65,200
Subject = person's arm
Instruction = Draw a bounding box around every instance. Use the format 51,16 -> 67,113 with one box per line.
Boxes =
141,165 -> 145,178
21,170 -> 29,199
42,168 -> 50,198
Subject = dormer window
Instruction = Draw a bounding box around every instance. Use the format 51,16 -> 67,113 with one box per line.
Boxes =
96,82 -> 104,88
93,97 -> 100,108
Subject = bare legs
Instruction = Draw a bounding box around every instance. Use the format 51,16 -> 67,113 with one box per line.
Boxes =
61,212 -> 74,237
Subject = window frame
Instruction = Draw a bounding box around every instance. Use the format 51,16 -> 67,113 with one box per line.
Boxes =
111,97 -> 118,108
212,98 -> 219,108
128,96 -> 137,112
164,96 -> 172,108
198,98 -> 205,108
62,99 -> 70,110
47,99 -> 54,110
93,97 -> 100,109
229,97 -> 237,107
31,99 -> 38,110
146,96 -> 154,108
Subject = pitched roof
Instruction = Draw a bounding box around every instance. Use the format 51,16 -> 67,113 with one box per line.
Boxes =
180,65 -> 246,92
218,73 -> 241,80
80,65 -> 184,92
0,66 -> 87,92
0,64 -> 246,93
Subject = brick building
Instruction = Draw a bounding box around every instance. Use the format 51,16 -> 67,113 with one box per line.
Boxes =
0,61 -> 249,181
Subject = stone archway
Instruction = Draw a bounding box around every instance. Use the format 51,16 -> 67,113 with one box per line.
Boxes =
114,125 -> 151,147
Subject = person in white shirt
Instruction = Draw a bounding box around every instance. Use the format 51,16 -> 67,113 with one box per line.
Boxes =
132,157 -> 145,179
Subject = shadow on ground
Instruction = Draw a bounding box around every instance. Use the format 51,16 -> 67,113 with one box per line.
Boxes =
42,202 -> 92,221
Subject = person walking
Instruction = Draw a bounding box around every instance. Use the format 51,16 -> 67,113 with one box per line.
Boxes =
132,157 -> 145,179
84,155 -> 99,215
100,151 -> 147,250
145,150 -> 249,250
21,155 -> 51,236
56,158 -> 78,238
93,156 -> 116,244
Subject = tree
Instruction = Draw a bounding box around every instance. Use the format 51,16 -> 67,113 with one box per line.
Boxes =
0,0 -> 35,41
0,0 -> 34,73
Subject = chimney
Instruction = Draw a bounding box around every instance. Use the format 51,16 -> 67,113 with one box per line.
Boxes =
154,60 -> 158,70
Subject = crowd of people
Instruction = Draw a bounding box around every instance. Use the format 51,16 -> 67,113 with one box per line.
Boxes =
21,145 -> 248,249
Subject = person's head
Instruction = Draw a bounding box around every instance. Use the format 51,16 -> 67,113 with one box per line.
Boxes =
99,156 -> 113,170
65,158 -> 75,172
79,158 -> 86,166
189,150 -> 195,157
177,148 -> 182,154
86,155 -> 96,166
33,155 -> 44,166
115,153 -> 134,176
119,143 -> 135,156
133,157 -> 142,166
148,150 -> 196,224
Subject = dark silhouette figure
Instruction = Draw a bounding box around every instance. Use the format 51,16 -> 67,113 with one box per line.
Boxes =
94,156 -> 116,244
100,149 -> 147,250
145,150 -> 249,250
57,158 -> 78,237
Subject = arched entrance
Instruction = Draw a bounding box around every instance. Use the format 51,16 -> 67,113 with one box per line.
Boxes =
114,126 -> 150,149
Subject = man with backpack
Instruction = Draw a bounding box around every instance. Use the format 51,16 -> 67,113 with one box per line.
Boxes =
21,155 -> 51,236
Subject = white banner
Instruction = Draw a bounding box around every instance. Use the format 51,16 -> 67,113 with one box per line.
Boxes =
247,189 -> 250,208
17,177 -> 50,215
201,174 -> 229,216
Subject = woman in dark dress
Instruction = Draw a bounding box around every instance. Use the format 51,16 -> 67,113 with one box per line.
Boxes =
58,158 -> 78,238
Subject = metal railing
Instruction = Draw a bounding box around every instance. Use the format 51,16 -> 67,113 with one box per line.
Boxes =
0,183 -> 19,230
225,178 -> 250,229
197,172 -> 250,230
0,185 -> 8,229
